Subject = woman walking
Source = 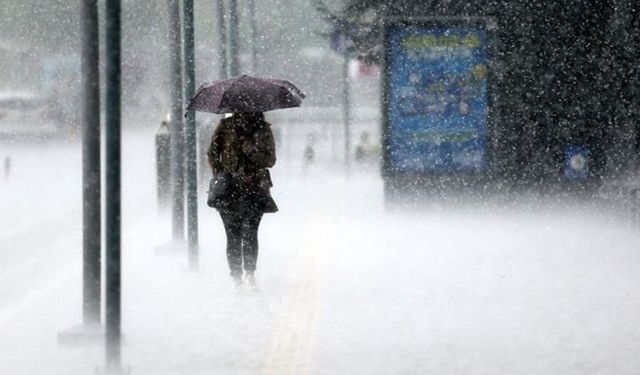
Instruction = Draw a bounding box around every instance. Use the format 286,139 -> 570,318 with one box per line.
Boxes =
186,75 -> 302,287
208,112 -> 278,287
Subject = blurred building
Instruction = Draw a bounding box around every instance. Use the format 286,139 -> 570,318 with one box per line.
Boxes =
0,39 -> 38,91
324,0 -> 640,188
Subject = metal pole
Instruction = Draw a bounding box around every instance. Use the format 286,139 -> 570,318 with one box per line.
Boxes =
183,0 -> 198,269
105,0 -> 122,370
228,0 -> 240,77
81,0 -> 101,325
610,0 -> 635,174
248,0 -> 258,73
216,0 -> 228,78
342,54 -> 351,174
169,0 -> 185,241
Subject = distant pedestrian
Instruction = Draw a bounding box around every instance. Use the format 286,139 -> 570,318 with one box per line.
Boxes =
354,132 -> 370,162
207,112 -> 278,288
4,156 -> 11,180
354,131 -> 380,164
303,132 -> 316,166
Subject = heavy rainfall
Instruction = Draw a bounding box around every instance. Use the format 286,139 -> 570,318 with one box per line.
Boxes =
1,0 -> 640,374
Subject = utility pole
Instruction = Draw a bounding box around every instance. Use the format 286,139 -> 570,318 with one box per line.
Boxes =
216,0 -> 228,78
183,0 -> 198,269
105,0 -> 122,371
169,0 -> 185,241
248,0 -> 258,73
342,54 -> 352,174
81,0 -> 101,326
228,0 -> 240,77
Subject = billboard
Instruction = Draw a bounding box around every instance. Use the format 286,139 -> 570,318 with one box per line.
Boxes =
383,19 -> 491,174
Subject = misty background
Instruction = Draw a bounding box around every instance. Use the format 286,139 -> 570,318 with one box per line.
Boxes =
0,0 -> 376,126
2,1 -> 640,374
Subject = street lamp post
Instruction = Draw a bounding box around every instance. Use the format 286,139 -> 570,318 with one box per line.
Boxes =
57,0 -> 103,349
169,0 -> 185,242
81,0 -> 101,326
184,0 -> 199,269
216,0 -> 228,79
105,0 -> 122,370
228,0 -> 240,77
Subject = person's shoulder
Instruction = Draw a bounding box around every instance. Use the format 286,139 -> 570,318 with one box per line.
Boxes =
213,118 -> 231,137
258,121 -> 274,135
216,117 -> 232,130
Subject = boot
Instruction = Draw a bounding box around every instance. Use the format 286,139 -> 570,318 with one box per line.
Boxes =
232,272 -> 243,289
245,272 -> 257,290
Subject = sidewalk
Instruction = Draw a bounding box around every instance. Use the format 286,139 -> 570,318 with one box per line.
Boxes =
2,130 -> 640,374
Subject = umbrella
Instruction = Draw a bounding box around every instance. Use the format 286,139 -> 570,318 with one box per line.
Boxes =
186,74 -> 305,114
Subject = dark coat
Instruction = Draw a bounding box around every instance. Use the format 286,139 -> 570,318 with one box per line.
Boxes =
208,114 -> 278,213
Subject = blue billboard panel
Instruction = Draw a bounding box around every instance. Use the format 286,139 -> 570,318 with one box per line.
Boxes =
386,23 -> 490,173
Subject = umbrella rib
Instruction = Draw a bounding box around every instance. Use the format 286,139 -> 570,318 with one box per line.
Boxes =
220,75 -> 250,113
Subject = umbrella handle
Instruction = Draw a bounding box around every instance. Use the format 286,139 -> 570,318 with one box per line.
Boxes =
184,95 -> 196,117
184,100 -> 195,117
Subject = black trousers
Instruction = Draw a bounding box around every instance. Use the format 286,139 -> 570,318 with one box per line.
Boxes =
219,210 -> 263,276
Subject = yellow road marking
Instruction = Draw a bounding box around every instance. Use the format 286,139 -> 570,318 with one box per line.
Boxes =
262,218 -> 330,375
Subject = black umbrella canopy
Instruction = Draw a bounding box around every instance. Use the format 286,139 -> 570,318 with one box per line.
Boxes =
186,75 -> 305,114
